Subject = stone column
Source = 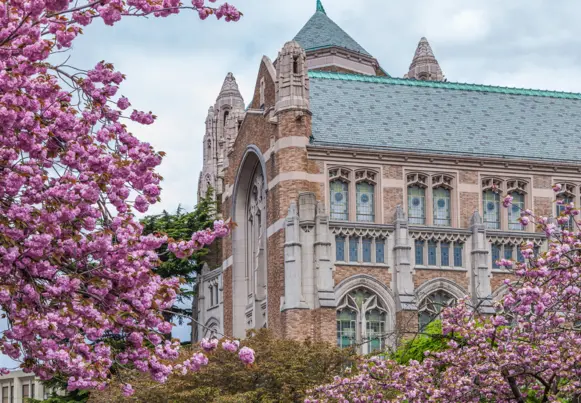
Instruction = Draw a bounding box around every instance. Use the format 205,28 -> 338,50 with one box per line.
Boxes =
314,201 -> 335,308
281,201 -> 308,311
393,205 -> 415,310
470,211 -> 493,313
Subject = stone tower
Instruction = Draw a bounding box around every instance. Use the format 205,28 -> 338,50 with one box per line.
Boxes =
274,41 -> 310,116
404,37 -> 445,82
198,72 -> 246,202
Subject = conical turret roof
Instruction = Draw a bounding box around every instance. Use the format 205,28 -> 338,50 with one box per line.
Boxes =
405,37 -> 445,81
293,0 -> 371,56
217,72 -> 243,100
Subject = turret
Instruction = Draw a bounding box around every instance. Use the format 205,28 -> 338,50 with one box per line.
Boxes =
404,37 -> 445,82
274,41 -> 310,116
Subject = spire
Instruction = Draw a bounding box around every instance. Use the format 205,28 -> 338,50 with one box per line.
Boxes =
316,0 -> 326,14
404,37 -> 445,82
217,72 -> 243,100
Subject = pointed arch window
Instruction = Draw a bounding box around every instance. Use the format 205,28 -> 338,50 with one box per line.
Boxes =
418,290 -> 456,331
355,170 -> 377,222
507,180 -> 527,231
407,173 -> 428,225
556,183 -> 576,230
336,288 -> 388,354
329,169 -> 350,221
482,178 -> 502,230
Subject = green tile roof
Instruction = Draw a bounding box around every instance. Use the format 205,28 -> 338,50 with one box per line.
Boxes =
308,71 -> 581,162
293,8 -> 371,57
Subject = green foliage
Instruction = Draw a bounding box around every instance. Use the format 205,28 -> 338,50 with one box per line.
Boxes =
88,329 -> 355,403
26,389 -> 89,403
392,320 -> 449,364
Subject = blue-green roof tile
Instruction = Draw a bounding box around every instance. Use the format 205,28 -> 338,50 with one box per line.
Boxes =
309,71 -> 581,162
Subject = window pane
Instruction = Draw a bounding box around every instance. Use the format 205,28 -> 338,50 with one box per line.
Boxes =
517,247 -> 525,263
433,187 -> 451,226
408,186 -> 426,225
557,196 -> 574,229
453,243 -> 463,267
428,241 -> 437,266
491,244 -> 500,269
349,238 -> 358,262
330,180 -> 349,221
376,239 -> 385,264
419,290 -> 456,331
504,245 -> 514,261
415,240 -> 424,265
483,190 -> 500,229
441,242 -> 450,266
362,238 -> 372,263
335,236 -> 345,261
336,309 -> 356,348
508,192 -> 525,230
2,387 -> 7,403
22,385 -> 29,398
366,310 -> 386,353
356,182 -> 375,222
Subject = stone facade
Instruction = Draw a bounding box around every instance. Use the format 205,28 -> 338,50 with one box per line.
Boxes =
195,1 -> 580,354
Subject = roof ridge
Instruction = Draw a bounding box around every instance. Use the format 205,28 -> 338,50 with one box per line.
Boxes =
308,70 -> 581,100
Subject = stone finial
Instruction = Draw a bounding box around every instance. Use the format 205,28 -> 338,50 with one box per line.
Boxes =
404,37 -> 445,82
316,0 -> 326,14
201,263 -> 210,275
217,72 -> 243,100
470,210 -> 483,226
396,205 -> 406,220
287,200 -> 298,218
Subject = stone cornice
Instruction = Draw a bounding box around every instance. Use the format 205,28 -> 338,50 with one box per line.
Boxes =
306,46 -> 379,67
307,145 -> 581,176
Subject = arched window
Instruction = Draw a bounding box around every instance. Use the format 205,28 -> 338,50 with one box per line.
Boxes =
556,183 -> 576,230
336,288 -> 388,354
507,180 -> 527,231
223,110 -> 229,127
418,290 -> 456,331
407,173 -> 428,225
433,187 -> 451,226
355,170 -> 377,222
329,169 -> 350,221
482,178 -> 502,230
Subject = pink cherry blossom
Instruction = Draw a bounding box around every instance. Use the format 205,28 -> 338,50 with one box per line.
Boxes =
238,346 -> 255,365
222,339 -> 240,352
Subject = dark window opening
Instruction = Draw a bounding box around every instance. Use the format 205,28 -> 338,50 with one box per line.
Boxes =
223,110 -> 229,127
293,56 -> 299,74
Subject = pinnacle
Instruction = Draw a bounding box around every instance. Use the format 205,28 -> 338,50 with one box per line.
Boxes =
405,36 -> 444,81
217,72 -> 242,100
316,0 -> 326,14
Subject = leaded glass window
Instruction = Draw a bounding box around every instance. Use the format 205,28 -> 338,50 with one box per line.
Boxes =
336,288 -> 389,354
428,241 -> 437,266
491,244 -> 501,269
504,245 -> 514,260
336,236 -> 345,261
415,240 -> 424,265
453,243 -> 463,267
508,192 -> 525,230
418,290 -> 456,331
483,190 -> 500,229
408,186 -> 426,225
330,180 -> 349,221
349,237 -> 358,262
557,195 -> 574,230
441,242 -> 450,266
376,239 -> 385,264
517,247 -> 525,263
356,182 -> 375,222
433,187 -> 451,226
336,309 -> 356,348
362,238 -> 372,263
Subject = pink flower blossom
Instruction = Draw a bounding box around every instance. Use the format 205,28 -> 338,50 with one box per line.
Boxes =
238,346 -> 255,365
222,339 -> 239,352
200,338 -> 219,352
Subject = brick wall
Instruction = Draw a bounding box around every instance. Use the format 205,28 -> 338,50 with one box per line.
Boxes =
267,230 -> 285,338
223,268 -> 233,336
459,170 -> 478,184
460,192 -> 479,228
383,165 -> 403,180
396,310 -> 419,342
533,175 -> 552,189
490,272 -> 515,293
534,197 -> 553,232
334,265 -> 391,288
413,269 -> 469,292
384,187 -> 403,224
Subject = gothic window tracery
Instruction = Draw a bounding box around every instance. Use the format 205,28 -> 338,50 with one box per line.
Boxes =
482,178 -> 502,230
507,180 -> 528,230
432,174 -> 453,227
336,288 -> 388,354
355,170 -> 376,223
418,290 -> 456,330
555,182 -> 576,230
329,168 -> 350,221
407,173 -> 427,225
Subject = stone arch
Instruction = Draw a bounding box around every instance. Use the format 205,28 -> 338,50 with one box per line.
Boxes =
231,145 -> 268,338
415,277 -> 468,302
334,274 -> 397,351
203,317 -> 220,339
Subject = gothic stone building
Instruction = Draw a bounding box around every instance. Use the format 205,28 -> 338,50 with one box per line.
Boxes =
196,1 -> 581,353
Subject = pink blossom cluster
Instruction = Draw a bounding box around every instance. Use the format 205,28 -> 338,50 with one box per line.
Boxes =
169,220 -> 231,258
308,184 -> 581,402
0,0 -> 240,394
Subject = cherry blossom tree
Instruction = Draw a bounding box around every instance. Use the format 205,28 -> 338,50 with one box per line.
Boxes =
308,185 -> 581,402
0,0 -> 244,395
